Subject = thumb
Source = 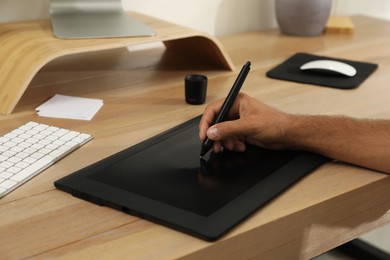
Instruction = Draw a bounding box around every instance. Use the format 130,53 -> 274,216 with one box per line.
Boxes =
207,120 -> 244,141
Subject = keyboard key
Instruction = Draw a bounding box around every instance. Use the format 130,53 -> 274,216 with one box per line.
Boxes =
4,141 -> 18,148
0,162 -> 14,168
7,166 -> 22,174
52,129 -> 69,137
34,124 -> 49,131
11,129 -> 24,135
4,133 -> 17,139
15,152 -> 30,160
10,155 -> 56,182
0,172 -> 13,179
40,130 -> 53,136
0,146 -> 9,152
31,144 -> 45,150
47,126 -> 59,132
0,179 -> 18,189
38,139 -> 52,146
26,122 -> 39,127
19,125 -> 33,131
10,146 -> 25,153
34,134 -> 46,140
18,142 -> 32,148
26,130 -> 39,135
7,157 -> 22,164
19,133 -> 32,139
60,131 -> 80,141
23,157 -> 37,164
3,151 -> 16,157
53,140 -> 66,146
26,138 -> 39,144
0,137 -> 10,143
79,133 -> 92,140
50,149 -> 68,157
30,152 -> 45,160
15,162 -> 30,169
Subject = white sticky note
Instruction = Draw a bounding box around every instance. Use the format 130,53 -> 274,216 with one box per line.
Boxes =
36,94 -> 103,120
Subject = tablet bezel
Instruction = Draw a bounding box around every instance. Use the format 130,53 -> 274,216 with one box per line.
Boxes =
54,116 -> 327,241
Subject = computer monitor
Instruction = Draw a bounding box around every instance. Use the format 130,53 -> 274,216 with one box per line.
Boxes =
50,0 -> 155,39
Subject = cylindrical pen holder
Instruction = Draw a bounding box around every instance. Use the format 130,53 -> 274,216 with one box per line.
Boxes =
185,74 -> 207,105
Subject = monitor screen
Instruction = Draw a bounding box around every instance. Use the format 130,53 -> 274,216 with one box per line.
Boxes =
50,0 -> 155,39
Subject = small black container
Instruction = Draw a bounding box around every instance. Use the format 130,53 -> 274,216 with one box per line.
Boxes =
185,74 -> 207,105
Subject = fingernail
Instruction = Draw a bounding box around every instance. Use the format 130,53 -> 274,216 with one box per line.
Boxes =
208,127 -> 219,139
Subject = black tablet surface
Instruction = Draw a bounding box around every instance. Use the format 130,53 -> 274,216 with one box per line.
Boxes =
54,116 -> 327,241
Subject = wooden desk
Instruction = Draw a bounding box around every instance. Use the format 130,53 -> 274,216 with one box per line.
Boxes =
1,16 -> 390,259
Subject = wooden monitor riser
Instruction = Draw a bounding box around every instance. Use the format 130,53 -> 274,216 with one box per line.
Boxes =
0,12 -> 234,115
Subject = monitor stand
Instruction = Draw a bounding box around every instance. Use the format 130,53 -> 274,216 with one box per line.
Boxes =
0,12 -> 234,115
50,0 -> 155,39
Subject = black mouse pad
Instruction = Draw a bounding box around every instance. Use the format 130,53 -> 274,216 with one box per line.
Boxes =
266,52 -> 378,89
54,116 -> 327,241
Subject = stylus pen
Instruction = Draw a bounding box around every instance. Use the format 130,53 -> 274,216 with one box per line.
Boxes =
200,61 -> 251,157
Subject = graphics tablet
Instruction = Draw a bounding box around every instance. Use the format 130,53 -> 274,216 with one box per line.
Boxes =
54,116 -> 327,241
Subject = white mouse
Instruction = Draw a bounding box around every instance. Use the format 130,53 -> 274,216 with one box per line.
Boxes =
300,59 -> 357,77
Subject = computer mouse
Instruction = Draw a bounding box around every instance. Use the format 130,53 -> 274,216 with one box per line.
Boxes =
300,59 -> 357,77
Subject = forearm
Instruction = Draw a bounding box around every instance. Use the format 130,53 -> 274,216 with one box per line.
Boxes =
285,115 -> 390,174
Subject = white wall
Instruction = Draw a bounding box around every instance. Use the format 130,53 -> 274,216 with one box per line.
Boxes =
1,0 -> 390,36
124,0 -> 276,36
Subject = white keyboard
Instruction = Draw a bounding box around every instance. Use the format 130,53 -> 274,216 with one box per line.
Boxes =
0,121 -> 92,198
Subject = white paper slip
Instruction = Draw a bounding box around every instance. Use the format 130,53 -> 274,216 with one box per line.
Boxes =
36,94 -> 103,120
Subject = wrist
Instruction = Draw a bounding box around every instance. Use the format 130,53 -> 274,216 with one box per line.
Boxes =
283,115 -> 323,152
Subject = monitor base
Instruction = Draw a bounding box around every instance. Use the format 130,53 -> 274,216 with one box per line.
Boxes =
50,0 -> 155,39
